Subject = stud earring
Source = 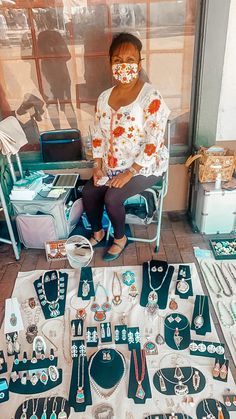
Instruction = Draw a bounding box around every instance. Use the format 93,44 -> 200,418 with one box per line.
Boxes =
106,351 -> 111,361
212,360 -> 220,378
102,351 -> 107,361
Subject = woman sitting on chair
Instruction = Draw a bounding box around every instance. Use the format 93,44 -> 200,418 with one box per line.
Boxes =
82,32 -> 170,261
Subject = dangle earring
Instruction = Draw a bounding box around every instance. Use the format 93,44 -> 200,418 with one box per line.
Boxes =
13,332 -> 20,354
192,370 -> 200,390
212,360 -> 220,378
6,334 -> 14,355
220,361 -> 228,380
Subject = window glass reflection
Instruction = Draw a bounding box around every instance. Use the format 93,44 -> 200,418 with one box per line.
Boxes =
0,9 -> 31,58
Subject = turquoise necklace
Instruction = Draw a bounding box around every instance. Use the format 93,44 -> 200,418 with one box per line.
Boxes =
30,399 -> 39,419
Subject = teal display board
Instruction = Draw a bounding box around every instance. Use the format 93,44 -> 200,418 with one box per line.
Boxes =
89,348 -> 125,389
164,313 -> 190,350
15,397 -> 71,419
196,399 -> 229,419
153,367 -> 206,395
140,260 -> 174,310
191,295 -> 211,335
34,270 -> 68,320
78,267 -> 95,300
0,350 -> 7,374
189,340 -> 225,360
128,349 -> 152,404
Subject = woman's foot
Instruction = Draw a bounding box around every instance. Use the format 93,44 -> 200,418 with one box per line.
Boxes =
90,229 -> 105,247
103,236 -> 128,261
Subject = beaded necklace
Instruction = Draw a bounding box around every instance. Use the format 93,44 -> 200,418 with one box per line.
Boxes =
217,300 -> 235,328
90,282 -> 111,321
38,271 -> 64,317
133,349 -> 146,400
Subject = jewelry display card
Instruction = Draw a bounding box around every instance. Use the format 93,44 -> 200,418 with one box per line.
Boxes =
189,340 -> 225,360
4,298 -> 24,334
153,367 -> 206,396
164,313 -> 190,350
34,271 -> 68,320
115,325 -> 128,345
140,261 -> 174,310
14,397 -> 71,419
86,327 -> 98,347
5,332 -> 21,356
223,394 -> 236,411
212,358 -> 229,382
128,349 -> 152,403
190,295 -> 211,335
0,378 -> 9,404
144,415 -> 193,419
0,350 -> 7,374
196,398 -> 230,419
127,327 -> 141,351
71,319 -> 83,338
175,265 -> 193,299
78,267 -> 95,300
69,340 -> 92,412
100,322 -> 112,343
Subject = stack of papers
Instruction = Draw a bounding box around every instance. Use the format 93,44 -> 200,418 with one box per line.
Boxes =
10,175 -> 43,201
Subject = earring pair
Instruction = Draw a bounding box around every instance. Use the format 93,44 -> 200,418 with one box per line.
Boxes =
212,360 -> 228,379
102,351 -> 111,361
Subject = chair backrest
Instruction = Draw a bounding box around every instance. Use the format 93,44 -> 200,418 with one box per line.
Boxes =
163,119 -> 171,197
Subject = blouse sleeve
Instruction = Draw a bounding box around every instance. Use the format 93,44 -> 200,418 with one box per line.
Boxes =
134,90 -> 170,167
92,96 -> 105,159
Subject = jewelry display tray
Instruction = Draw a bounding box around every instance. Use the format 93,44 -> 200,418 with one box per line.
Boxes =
209,238 -> 236,260
144,415 -> 193,419
1,265 -> 236,419
153,367 -> 205,395
15,397 -> 71,419
9,357 -> 62,394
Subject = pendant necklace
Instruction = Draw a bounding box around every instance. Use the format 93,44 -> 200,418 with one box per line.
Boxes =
193,295 -> 205,329
38,271 -> 64,317
112,272 -> 122,305
213,263 -> 233,297
200,262 -> 223,298
133,349 -> 146,400
82,279 -> 90,298
40,398 -> 47,419
76,354 -> 85,403
30,398 -> 39,419
49,398 -> 57,419
70,292 -> 91,320
20,400 -> 29,419
159,367 -> 193,396
217,300 -> 235,328
58,398 -> 67,419
22,298 -> 41,344
90,282 -> 111,322
10,298 -> 17,327
176,267 -> 191,294
156,314 -> 165,345
146,261 -> 169,316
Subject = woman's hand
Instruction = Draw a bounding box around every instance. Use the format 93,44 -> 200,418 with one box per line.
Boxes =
108,171 -> 133,188
93,167 -> 104,186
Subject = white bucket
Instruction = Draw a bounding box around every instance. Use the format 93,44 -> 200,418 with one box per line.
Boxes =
65,235 -> 94,268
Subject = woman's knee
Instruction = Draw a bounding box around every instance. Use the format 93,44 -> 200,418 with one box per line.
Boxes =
81,180 -> 94,202
104,190 -> 123,209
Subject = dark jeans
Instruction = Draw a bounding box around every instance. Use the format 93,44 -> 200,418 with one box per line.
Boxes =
82,175 -> 161,239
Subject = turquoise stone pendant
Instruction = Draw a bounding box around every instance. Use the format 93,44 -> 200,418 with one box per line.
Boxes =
136,383 -> 145,399
49,413 -> 57,419
30,415 -> 38,419
41,413 -> 47,419
20,414 -> 27,419
76,387 -> 85,403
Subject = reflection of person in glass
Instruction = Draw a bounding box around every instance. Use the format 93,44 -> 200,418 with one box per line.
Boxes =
37,10 -> 77,129
82,33 -> 170,261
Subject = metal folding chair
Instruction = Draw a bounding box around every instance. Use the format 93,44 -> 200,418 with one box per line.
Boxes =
106,120 -> 171,252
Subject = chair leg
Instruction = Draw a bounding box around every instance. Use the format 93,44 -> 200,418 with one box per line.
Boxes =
155,191 -> 164,253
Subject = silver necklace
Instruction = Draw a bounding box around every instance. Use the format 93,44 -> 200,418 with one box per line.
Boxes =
217,300 -> 235,328
30,398 -> 39,419
158,367 -> 193,396
20,400 -> 29,419
38,271 -> 64,317
58,398 -> 67,419
146,261 -> 169,315
49,398 -> 57,419
200,262 -> 222,297
202,399 -> 216,419
213,264 -> 233,297
194,295 -> 205,329
76,353 -> 85,403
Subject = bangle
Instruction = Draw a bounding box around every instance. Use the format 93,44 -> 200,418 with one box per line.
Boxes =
93,161 -> 101,169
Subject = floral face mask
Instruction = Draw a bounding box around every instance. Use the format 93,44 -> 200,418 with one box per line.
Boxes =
112,63 -> 139,84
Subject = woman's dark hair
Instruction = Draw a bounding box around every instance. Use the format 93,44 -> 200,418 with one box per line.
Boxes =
109,32 -> 142,61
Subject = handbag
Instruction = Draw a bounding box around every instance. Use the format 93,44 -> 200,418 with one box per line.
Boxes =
40,129 -> 82,162
185,147 -> 235,182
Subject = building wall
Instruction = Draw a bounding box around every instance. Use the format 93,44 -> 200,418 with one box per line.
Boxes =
216,0 -> 236,142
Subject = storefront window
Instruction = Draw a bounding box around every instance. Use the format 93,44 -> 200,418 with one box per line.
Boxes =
0,0 -> 198,153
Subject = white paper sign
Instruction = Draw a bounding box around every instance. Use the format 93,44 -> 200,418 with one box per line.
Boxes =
4,298 -> 24,334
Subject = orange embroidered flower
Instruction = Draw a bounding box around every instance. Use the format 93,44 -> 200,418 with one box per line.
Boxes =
117,113 -> 122,120
148,99 -> 161,114
113,126 -> 125,137
102,112 -> 106,117
92,138 -> 102,148
128,133 -> 133,138
144,143 -> 156,156
108,154 -> 118,168
128,126 -> 134,132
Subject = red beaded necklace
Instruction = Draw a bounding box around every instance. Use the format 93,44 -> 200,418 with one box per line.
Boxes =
133,349 -> 146,400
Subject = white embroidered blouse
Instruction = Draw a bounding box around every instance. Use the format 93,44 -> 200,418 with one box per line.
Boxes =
92,82 -> 170,177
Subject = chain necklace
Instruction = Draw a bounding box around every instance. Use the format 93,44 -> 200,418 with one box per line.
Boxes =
90,282 -> 111,322
146,261 -> 169,316
226,263 -> 236,283
30,398 -> 39,419
76,354 -> 85,403
20,400 -> 29,419
200,262 -> 222,298
193,295 -> 205,329
88,349 -> 126,399
157,367 -> 193,397
70,292 -> 91,320
230,300 -> 236,321
58,398 -> 67,419
217,300 -> 235,328
21,298 -> 41,344
50,398 -> 57,419
112,272 -> 122,305
133,349 -> 146,400
165,316 -> 189,350
202,399 -> 216,419
213,264 -> 233,297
